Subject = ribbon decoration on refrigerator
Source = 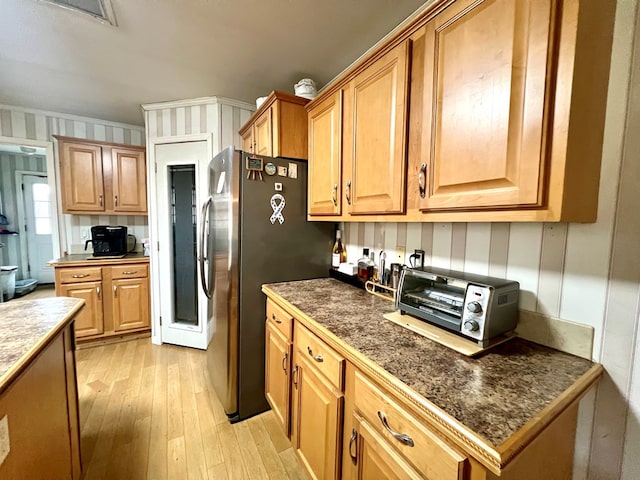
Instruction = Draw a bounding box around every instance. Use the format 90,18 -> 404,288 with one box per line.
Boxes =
270,194 -> 286,224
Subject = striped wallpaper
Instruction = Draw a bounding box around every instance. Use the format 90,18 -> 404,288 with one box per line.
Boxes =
143,97 -> 253,145
0,105 -> 148,262
0,152 -> 47,278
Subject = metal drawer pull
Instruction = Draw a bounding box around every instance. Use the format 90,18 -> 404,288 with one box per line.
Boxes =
292,365 -> 299,386
99,194 -> 103,206
418,162 -> 427,199
96,286 -> 101,300
282,352 -> 288,372
121,271 -> 137,275
349,428 -> 358,462
71,274 -> 89,278
377,411 -> 414,447
113,285 -> 117,297
332,184 -> 338,206
272,313 -> 282,324
307,346 -> 324,362
115,195 -> 118,207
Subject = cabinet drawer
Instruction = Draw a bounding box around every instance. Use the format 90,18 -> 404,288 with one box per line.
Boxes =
266,298 -> 293,340
354,371 -> 467,480
294,322 -> 344,391
111,264 -> 148,279
58,267 -> 102,284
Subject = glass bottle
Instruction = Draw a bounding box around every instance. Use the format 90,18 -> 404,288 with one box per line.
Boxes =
331,229 -> 346,268
357,248 -> 374,282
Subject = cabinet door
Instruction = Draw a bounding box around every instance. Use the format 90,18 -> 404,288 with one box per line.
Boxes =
348,413 -> 422,480
112,277 -> 150,332
58,281 -> 104,337
265,322 -> 292,436
241,128 -> 254,153
308,91 -> 342,216
111,147 -> 147,213
347,40 -> 410,214
59,141 -> 105,212
419,0 -> 552,210
292,353 -> 343,480
254,108 -> 273,156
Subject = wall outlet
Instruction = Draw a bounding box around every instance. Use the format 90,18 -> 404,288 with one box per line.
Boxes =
0,415 -> 10,466
395,246 -> 405,264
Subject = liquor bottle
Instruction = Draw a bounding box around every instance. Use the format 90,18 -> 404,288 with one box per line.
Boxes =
357,248 -> 374,282
331,230 -> 346,268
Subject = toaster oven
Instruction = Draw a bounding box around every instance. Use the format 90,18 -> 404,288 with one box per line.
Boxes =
396,267 -> 519,347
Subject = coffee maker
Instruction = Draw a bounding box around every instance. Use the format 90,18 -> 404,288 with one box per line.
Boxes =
85,226 -> 128,256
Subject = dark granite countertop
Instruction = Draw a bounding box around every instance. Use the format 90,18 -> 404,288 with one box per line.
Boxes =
0,297 -> 84,394
263,278 -> 598,448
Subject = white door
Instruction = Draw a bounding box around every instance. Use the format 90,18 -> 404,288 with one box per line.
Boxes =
22,175 -> 54,283
155,141 -> 210,349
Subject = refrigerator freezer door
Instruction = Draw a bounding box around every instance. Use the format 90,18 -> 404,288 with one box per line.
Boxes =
206,146 -> 240,416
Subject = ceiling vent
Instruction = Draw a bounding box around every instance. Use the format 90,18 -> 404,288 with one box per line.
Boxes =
40,0 -> 117,26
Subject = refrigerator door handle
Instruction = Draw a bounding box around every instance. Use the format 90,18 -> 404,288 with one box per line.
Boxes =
198,195 -> 214,299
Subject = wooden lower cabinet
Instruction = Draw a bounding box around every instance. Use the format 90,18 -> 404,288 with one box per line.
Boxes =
292,352 -> 344,480
265,321 -> 292,435
58,280 -> 104,337
112,277 -> 149,331
54,259 -> 150,342
0,324 -> 81,479
264,294 -> 583,480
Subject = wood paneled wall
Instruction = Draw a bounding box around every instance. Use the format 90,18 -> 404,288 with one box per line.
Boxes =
0,106 -> 148,261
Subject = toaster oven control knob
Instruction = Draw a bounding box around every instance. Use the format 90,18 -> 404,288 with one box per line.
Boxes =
464,320 -> 480,332
466,301 -> 483,314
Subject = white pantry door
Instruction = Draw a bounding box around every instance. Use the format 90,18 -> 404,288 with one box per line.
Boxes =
155,141 -> 210,349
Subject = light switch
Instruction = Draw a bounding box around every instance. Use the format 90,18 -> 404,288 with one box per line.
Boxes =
0,415 -> 9,466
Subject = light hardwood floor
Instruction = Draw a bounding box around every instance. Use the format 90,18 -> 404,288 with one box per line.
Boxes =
76,339 -> 307,479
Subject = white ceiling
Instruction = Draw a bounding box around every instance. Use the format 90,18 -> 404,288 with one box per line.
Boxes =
0,0 -> 428,126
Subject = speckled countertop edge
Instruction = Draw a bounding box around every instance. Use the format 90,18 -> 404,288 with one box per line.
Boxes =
262,278 -> 600,453
0,297 -> 85,394
49,253 -> 149,266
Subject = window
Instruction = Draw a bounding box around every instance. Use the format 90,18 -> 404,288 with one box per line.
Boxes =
32,183 -> 52,235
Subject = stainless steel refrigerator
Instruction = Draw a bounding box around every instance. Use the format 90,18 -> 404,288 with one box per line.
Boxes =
199,146 -> 333,423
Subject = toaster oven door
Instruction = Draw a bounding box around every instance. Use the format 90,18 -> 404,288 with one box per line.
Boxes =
398,272 -> 466,330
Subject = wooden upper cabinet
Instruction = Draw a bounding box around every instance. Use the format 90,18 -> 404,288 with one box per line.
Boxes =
347,40 -> 410,215
239,91 -> 309,159
56,136 -> 147,215
254,108 -> 273,156
418,0 -> 552,211
59,142 -> 105,212
112,147 -> 147,212
308,90 -> 343,216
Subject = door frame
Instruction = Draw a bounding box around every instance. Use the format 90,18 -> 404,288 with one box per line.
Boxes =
146,133 -> 215,346
14,171 -> 55,283
0,136 -> 61,263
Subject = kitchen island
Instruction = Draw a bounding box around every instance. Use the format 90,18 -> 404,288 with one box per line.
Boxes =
0,297 -> 84,479
262,277 -> 602,479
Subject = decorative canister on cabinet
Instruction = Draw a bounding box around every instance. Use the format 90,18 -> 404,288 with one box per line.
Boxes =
294,78 -> 317,99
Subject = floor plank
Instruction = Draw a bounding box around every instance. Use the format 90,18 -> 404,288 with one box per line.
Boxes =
76,339 -> 307,479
